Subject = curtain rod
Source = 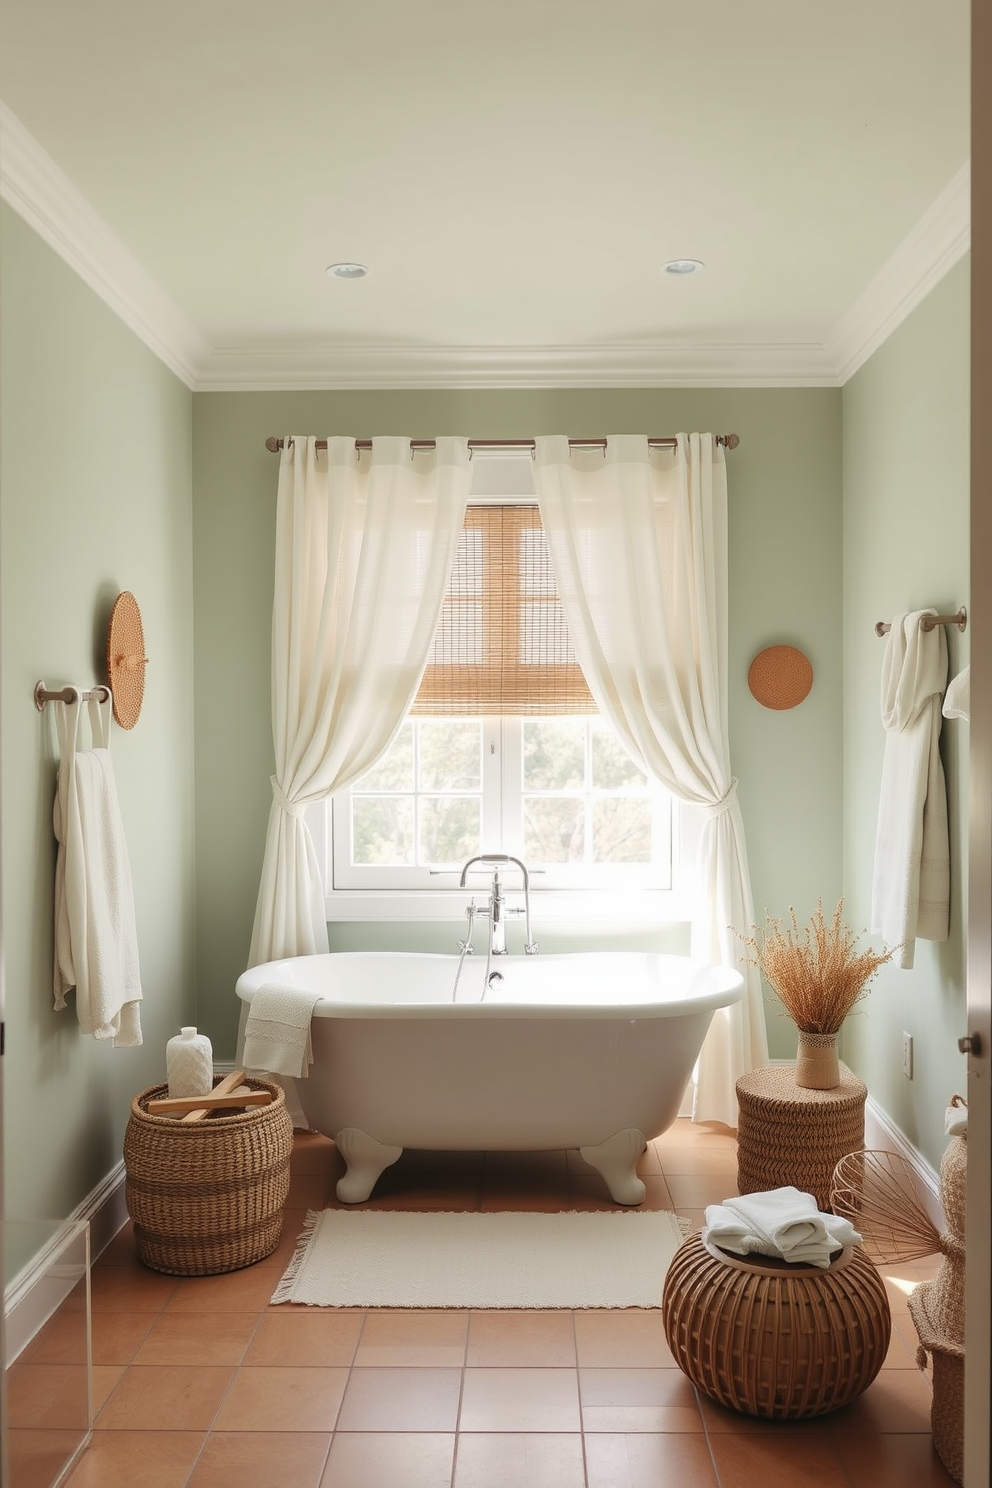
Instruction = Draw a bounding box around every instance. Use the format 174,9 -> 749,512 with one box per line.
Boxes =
264,434 -> 740,455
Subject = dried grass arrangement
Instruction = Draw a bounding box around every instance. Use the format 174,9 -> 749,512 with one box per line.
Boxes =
740,900 -> 893,1034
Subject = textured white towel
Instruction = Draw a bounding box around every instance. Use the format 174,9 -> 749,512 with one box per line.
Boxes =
871,611 -> 949,969
942,665 -> 970,722
243,983 -> 322,1077
53,696 -> 142,1046
704,1186 -> 861,1268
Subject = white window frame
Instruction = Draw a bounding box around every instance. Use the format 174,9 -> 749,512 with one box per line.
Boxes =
309,455 -> 699,927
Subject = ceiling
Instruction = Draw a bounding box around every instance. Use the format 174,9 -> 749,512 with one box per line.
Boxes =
0,0 -> 971,390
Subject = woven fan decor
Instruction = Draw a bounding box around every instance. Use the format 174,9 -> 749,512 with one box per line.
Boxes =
748,644 -> 813,709
106,590 -> 148,729
829,1149 -> 941,1265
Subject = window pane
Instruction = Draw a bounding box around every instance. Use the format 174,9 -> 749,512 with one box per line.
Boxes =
352,796 -> 414,864
354,722 -> 414,791
592,798 -> 652,862
418,719 -> 482,790
591,722 -> 646,788
523,797 -> 585,862
522,718 -> 585,790
418,796 -> 480,864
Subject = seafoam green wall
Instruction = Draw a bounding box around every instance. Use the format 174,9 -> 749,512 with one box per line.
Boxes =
192,387 -> 843,1058
842,257 -> 970,1172
1,204 -> 196,1222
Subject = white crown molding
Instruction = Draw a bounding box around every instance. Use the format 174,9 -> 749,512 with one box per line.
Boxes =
0,101 -> 209,389
826,163 -> 971,384
195,339 -> 839,392
0,101 -> 969,392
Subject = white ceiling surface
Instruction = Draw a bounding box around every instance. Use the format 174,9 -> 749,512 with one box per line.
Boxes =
0,0 -> 971,390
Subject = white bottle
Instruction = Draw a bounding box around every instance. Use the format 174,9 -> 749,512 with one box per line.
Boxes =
166,1026 -> 213,1099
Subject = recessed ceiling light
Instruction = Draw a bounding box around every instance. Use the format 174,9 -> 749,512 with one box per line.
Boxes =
327,262 -> 369,280
663,259 -> 705,275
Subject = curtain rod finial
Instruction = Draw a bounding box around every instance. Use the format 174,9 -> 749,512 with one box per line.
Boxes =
265,437 -> 282,453
722,433 -> 740,450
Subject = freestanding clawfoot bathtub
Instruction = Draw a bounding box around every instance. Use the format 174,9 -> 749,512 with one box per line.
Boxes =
236,950 -> 743,1205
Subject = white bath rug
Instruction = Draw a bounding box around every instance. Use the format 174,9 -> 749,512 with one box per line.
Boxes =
271,1209 -> 690,1309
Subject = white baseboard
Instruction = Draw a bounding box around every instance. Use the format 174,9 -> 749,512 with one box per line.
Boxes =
763,1057 -> 944,1233
4,1161 -> 128,1363
5,1062 -> 242,1364
864,1093 -> 944,1234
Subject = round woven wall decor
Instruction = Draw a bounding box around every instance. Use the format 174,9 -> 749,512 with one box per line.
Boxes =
106,591 -> 148,729
748,644 -> 813,710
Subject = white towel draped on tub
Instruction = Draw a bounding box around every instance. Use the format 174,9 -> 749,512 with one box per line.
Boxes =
242,984 -> 322,1078
871,611 -> 950,970
52,693 -> 142,1045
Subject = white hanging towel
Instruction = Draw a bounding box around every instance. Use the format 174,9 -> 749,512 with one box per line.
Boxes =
942,664 -> 970,722
52,693 -> 142,1045
871,611 -> 950,969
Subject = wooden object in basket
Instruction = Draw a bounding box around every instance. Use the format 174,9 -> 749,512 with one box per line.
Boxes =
181,1068 -> 247,1124
148,1088 -> 272,1117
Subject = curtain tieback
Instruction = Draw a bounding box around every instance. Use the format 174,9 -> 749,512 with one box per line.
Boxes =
701,778 -> 739,821
271,776 -> 308,819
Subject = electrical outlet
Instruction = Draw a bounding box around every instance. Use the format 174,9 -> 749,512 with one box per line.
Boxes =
902,1031 -> 914,1079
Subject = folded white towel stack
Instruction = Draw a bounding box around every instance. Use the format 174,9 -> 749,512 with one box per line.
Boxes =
242,983 -> 322,1078
703,1186 -> 862,1269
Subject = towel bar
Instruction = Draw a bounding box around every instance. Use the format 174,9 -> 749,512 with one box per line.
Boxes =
34,680 -> 111,710
874,607 -> 967,638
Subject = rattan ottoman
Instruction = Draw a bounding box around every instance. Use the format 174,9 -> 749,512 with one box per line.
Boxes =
736,1064 -> 867,1211
662,1234 -> 891,1418
124,1077 -> 294,1275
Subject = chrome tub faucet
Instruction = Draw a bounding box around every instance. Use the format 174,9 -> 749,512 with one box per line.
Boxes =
458,853 -> 538,956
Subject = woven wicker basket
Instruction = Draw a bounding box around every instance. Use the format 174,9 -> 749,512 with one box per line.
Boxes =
736,1065 -> 867,1210
124,1077 -> 293,1275
928,1348 -> 965,1485
663,1234 -> 890,1419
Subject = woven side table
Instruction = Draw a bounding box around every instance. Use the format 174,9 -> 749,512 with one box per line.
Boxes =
736,1064 -> 866,1211
663,1234 -> 890,1419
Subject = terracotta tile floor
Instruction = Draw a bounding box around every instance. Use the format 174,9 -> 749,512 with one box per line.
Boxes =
6,1120 -> 953,1488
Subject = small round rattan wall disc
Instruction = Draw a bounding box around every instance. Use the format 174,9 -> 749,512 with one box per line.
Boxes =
748,645 -> 813,710
107,591 -> 148,729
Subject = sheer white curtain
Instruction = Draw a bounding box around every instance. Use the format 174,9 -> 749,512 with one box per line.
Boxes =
533,432 -> 768,1126
248,435 -> 471,967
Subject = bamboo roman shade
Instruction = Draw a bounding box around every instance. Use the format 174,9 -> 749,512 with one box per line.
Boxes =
412,505 -> 596,716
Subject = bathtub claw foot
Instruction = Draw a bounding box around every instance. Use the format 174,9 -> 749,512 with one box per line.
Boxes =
579,1129 -> 647,1206
335,1127 -> 403,1203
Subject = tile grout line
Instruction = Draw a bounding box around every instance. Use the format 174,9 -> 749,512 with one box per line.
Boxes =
571,1306 -> 592,1488
179,1300 -> 269,1488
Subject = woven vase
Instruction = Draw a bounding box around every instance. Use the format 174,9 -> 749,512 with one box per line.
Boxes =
795,1030 -> 840,1089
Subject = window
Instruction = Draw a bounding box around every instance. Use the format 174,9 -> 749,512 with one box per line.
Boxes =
331,714 -> 673,891
318,486 -> 684,914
